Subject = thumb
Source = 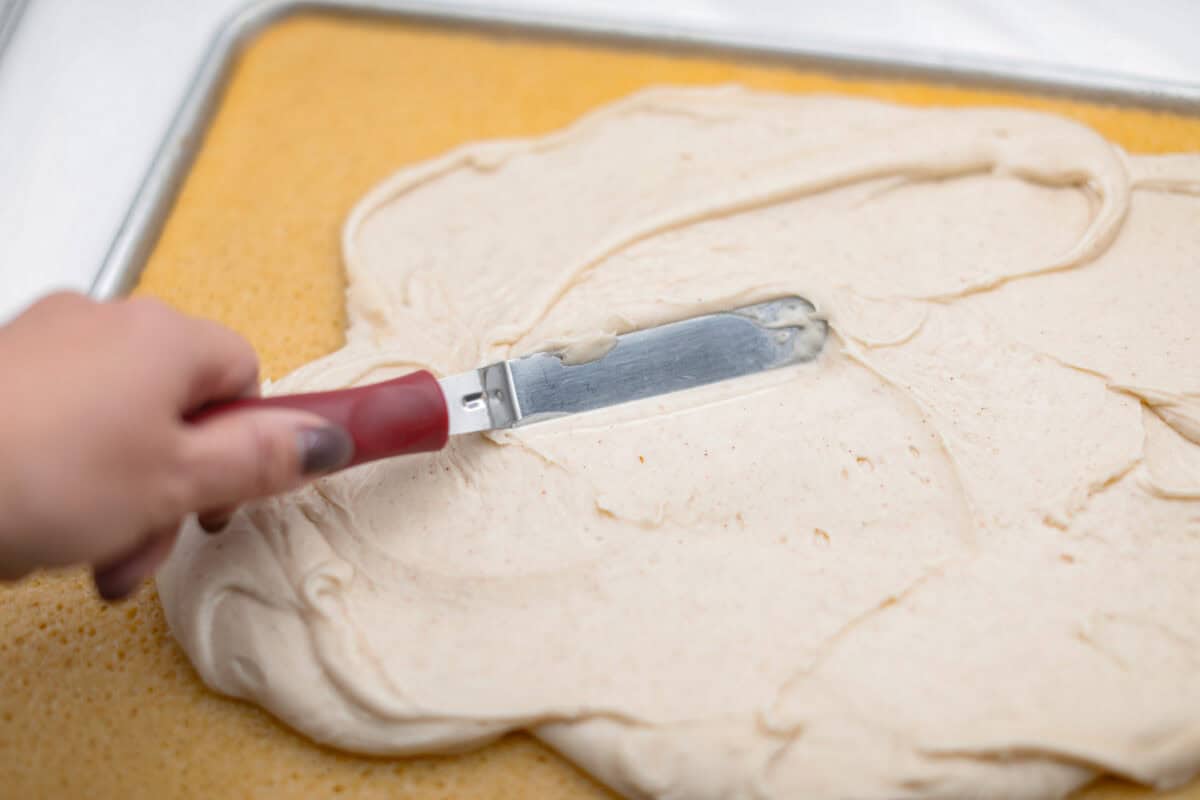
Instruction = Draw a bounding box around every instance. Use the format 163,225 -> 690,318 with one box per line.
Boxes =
179,410 -> 354,510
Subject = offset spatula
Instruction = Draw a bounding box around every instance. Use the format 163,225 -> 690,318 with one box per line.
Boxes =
197,296 -> 827,470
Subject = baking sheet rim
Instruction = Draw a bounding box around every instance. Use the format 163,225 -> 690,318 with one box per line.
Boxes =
91,0 -> 1200,303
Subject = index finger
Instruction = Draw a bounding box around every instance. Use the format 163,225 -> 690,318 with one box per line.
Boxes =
117,297 -> 261,413
173,312 -> 261,411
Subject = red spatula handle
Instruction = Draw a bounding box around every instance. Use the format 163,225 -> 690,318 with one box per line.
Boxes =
189,370 -> 449,469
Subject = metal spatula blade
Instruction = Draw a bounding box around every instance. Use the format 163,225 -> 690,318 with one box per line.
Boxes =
444,296 -> 827,434
194,296 -> 827,472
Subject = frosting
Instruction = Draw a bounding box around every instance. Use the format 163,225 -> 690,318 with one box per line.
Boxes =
159,86 -> 1200,798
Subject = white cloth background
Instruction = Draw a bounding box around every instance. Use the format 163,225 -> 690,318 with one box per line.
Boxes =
1,0 -> 1198,321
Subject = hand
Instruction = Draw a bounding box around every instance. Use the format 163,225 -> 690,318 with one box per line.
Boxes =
0,292 -> 353,600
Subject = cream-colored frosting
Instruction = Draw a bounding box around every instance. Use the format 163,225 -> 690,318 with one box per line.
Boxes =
159,86 -> 1200,799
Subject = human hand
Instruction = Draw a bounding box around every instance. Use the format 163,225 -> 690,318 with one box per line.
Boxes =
0,292 -> 353,599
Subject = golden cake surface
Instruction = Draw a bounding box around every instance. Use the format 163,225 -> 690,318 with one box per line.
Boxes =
2,13 -> 1199,798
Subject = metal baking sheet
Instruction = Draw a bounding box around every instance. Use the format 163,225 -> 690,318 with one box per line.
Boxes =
0,0 -> 29,66
90,0 -> 1200,303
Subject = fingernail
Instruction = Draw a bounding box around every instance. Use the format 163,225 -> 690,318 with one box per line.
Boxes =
92,530 -> 176,603
197,510 -> 233,534
93,562 -> 144,602
298,425 -> 354,475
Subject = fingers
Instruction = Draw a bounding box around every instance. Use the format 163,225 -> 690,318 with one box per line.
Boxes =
3,291 -> 93,345
93,413 -> 345,601
92,523 -> 180,602
178,409 -> 354,512
118,297 -> 261,411
178,316 -> 261,409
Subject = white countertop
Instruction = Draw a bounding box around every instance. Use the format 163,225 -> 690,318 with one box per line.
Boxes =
2,0 -> 1199,322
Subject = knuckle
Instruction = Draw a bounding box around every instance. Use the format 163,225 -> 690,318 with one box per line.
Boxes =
39,290 -> 89,309
116,299 -> 193,368
120,296 -> 173,329
27,290 -> 89,319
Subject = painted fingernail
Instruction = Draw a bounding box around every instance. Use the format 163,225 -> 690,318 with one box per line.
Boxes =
93,561 -> 144,603
92,530 -> 176,603
298,425 -> 354,476
197,510 -> 233,534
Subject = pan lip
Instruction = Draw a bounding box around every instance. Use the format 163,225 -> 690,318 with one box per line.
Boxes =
0,0 -> 30,69
90,0 -> 1200,303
